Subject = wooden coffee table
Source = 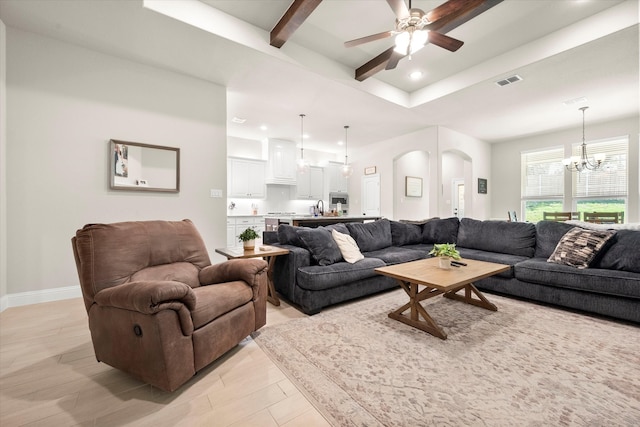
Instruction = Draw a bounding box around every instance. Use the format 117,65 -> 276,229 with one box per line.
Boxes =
215,245 -> 290,306
375,258 -> 509,339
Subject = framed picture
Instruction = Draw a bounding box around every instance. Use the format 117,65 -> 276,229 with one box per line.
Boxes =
364,166 -> 377,175
405,176 -> 423,197
478,178 -> 488,194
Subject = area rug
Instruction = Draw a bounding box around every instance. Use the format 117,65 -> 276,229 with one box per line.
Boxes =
252,290 -> 640,426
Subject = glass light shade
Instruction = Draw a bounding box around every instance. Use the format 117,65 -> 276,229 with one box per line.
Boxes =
593,153 -> 606,162
394,32 -> 410,54
562,158 -> 572,166
341,163 -> 353,177
412,30 -> 428,51
297,158 -> 309,174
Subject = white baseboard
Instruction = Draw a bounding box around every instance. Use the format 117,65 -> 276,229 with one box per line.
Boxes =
1,286 -> 82,312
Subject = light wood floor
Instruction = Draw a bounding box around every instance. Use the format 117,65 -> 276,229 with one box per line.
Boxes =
0,297 -> 332,427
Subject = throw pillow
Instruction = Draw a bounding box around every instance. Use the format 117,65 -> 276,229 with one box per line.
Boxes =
390,220 -> 423,246
547,227 -> 616,269
346,219 -> 392,252
296,227 -> 343,266
331,229 -> 364,263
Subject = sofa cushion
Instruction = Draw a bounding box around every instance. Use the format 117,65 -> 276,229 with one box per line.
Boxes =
277,224 -> 304,247
515,258 -> 640,299
534,220 -> 574,258
332,229 -> 364,264
547,228 -> 616,269
593,230 -> 640,273
346,219 -> 392,252
362,246 -> 424,265
456,248 -> 529,278
296,257 -> 387,291
297,227 -> 343,266
457,218 -> 536,257
131,262 -> 201,288
422,217 -> 459,244
191,281 -> 253,329
390,220 -> 423,246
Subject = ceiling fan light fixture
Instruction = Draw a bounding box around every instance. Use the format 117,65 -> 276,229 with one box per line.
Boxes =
393,29 -> 428,55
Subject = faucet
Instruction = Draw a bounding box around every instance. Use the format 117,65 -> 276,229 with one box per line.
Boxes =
316,200 -> 324,216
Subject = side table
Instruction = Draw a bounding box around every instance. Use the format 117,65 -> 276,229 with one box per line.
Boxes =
215,245 -> 290,306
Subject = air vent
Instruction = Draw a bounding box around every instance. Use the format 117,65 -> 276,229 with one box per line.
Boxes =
495,75 -> 523,87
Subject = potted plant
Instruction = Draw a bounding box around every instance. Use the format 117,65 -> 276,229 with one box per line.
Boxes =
238,227 -> 260,251
429,243 -> 461,269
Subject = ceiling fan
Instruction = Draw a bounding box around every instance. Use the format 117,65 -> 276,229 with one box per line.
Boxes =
345,0 -> 503,76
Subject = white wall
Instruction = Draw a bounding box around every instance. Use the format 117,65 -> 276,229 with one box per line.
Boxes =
438,127 -> 492,220
394,150 -> 430,221
0,20 -> 8,310
350,126 -> 439,220
4,28 -> 228,302
491,116 -> 640,222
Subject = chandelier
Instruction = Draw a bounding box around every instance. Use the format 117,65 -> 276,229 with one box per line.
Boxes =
563,106 -> 605,172
341,125 -> 353,178
296,113 -> 310,174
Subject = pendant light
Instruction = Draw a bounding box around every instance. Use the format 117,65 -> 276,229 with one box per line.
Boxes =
563,106 -> 605,172
341,125 -> 353,177
297,113 -> 310,174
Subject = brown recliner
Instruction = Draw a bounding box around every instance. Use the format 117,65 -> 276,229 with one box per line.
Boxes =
71,219 -> 268,392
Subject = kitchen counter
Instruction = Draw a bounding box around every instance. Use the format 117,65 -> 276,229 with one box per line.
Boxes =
273,215 -> 381,228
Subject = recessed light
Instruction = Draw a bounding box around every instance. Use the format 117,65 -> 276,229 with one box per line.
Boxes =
409,71 -> 423,80
562,97 -> 588,107
260,125 -> 268,131
231,117 -> 246,124
337,140 -> 344,146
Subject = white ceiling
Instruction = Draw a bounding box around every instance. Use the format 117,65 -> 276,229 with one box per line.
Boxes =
1,0 -> 638,155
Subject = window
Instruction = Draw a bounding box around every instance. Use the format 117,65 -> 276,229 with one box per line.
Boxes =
573,136 -> 628,219
521,147 -> 564,222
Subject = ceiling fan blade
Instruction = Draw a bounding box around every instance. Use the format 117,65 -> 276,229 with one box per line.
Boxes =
385,51 -> 406,70
344,30 -> 394,48
425,0 -> 480,24
386,0 -> 410,20
355,47 -> 395,81
428,31 -> 464,52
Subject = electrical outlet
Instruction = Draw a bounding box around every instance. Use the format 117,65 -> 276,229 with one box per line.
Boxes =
210,189 -> 223,198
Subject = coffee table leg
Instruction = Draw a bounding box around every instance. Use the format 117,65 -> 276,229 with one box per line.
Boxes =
389,280 -> 448,339
264,256 -> 281,306
443,283 -> 497,311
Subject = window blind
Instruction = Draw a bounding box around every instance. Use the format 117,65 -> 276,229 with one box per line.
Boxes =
572,137 -> 628,198
521,147 -> 564,198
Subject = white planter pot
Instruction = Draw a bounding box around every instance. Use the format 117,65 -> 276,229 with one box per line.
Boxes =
243,239 -> 256,251
438,256 -> 451,270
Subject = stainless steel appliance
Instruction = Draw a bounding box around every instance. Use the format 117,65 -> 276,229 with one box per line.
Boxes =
329,192 -> 349,215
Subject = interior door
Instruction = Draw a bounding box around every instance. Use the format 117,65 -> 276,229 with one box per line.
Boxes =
452,179 -> 465,218
362,173 -> 380,216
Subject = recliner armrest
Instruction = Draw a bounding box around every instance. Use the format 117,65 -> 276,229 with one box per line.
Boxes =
94,280 -> 196,312
93,280 -> 196,335
199,258 -> 268,293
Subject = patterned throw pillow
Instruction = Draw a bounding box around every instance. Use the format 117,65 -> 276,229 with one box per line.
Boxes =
547,227 -> 616,269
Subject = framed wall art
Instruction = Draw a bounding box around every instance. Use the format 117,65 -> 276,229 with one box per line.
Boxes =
405,176 -> 423,198
478,178 -> 488,194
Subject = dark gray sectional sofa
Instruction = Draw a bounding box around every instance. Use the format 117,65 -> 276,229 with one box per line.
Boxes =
268,217 -> 640,323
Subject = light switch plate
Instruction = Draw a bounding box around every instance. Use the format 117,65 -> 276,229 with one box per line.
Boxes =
210,189 -> 223,198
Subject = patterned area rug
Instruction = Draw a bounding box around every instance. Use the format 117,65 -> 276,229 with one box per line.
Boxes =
253,289 -> 640,426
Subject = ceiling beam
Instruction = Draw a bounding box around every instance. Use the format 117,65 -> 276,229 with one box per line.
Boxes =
270,0 -> 322,48
354,0 -> 504,81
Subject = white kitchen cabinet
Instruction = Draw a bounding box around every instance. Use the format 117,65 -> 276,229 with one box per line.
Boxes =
228,157 -> 266,198
265,139 -> 297,185
327,161 -> 349,193
227,216 -> 264,248
294,166 -> 324,200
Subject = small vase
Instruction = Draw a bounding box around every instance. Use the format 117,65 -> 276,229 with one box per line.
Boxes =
438,256 -> 451,270
243,239 -> 255,251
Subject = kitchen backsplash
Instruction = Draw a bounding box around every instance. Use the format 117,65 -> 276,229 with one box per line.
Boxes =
227,185 -> 323,216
